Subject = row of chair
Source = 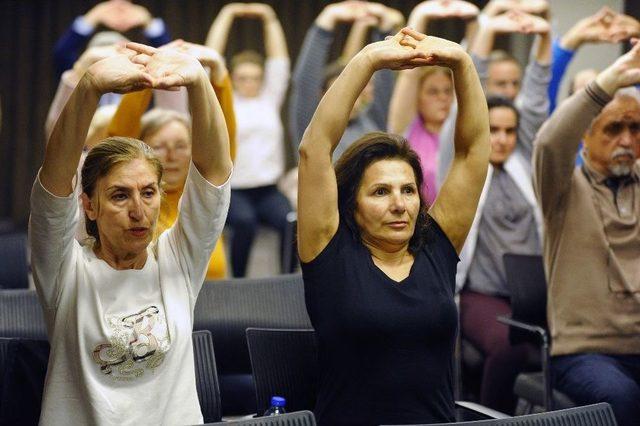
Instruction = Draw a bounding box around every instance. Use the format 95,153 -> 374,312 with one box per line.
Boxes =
0,327 -> 617,426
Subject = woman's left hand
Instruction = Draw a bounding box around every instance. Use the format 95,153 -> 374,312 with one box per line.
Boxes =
127,42 -> 206,90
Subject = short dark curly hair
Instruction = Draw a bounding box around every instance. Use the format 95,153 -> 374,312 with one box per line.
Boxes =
334,132 -> 429,254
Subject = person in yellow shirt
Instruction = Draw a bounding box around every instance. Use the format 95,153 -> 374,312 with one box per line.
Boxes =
108,41 -> 236,279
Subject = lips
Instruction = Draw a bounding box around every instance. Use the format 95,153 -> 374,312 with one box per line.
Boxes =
128,227 -> 149,237
387,221 -> 408,229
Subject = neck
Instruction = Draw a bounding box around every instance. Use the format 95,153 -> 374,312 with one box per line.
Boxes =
94,244 -> 148,270
361,237 -> 412,266
422,119 -> 443,135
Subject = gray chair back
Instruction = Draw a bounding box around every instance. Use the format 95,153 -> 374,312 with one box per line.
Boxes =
382,403 -> 616,426
0,233 -> 29,289
0,289 -> 47,339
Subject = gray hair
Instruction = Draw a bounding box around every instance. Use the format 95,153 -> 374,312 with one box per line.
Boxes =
140,108 -> 191,142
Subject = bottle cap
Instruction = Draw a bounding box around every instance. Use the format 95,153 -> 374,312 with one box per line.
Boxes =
271,396 -> 286,407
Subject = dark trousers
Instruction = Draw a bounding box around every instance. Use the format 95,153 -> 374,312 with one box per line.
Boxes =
552,353 -> 640,426
226,185 -> 292,277
460,290 -> 530,414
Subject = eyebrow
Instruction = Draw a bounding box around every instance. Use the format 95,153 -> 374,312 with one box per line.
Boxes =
106,182 -> 158,192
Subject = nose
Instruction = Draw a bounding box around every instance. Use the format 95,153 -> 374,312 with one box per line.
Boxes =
390,191 -> 407,214
129,195 -> 144,222
618,128 -> 634,148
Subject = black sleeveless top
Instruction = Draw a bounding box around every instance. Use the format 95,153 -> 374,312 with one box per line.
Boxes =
301,216 -> 459,426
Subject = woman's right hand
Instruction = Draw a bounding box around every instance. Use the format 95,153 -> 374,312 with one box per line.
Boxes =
398,27 -> 468,69
359,30 -> 432,71
85,51 -> 154,94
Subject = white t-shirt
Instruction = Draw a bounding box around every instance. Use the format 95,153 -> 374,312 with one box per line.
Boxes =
28,162 -> 230,426
231,58 -> 290,189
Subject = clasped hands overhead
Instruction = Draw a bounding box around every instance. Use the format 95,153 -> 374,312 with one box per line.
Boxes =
85,42 -> 207,94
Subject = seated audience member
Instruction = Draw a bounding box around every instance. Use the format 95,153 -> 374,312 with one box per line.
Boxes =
289,0 -> 404,161
549,8 -> 639,166
298,27 -> 489,426
459,96 -> 542,414
206,2 -> 293,277
549,7 -> 640,113
438,0 -> 552,184
107,41 -> 237,280
533,41 -> 640,426
30,42 -> 232,424
389,0 -> 478,204
53,0 -> 170,78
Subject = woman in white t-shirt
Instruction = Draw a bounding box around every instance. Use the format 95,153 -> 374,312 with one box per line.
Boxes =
28,42 -> 232,425
206,2 -> 292,276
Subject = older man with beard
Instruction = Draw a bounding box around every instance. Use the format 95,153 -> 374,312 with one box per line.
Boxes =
533,41 -> 640,426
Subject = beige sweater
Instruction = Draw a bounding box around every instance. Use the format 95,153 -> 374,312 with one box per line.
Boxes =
533,82 -> 640,357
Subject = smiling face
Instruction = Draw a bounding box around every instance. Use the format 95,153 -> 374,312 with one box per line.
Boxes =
354,159 -> 421,251
417,70 -> 453,131
82,158 -> 161,260
584,96 -> 640,177
144,120 -> 191,193
489,106 -> 518,166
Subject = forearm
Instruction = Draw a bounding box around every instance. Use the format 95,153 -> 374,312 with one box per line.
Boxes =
41,76 -> 100,196
548,38 -> 574,113
45,71 -> 79,141
453,56 -> 490,158
533,32 -> 552,65
205,10 -> 235,53
388,70 -> 419,133
187,71 -> 232,185
300,53 -> 373,156
213,75 -> 237,160
470,25 -> 496,59
289,25 -> 333,144
517,60 -> 551,159
341,21 -> 371,62
264,15 -> 289,59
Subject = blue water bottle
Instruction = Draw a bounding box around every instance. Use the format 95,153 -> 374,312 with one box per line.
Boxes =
263,396 -> 286,416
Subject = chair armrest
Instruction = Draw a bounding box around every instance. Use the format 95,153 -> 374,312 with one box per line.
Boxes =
455,400 -> 511,419
496,315 -> 548,346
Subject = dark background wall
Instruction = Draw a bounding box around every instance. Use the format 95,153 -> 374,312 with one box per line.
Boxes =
0,0 -> 635,227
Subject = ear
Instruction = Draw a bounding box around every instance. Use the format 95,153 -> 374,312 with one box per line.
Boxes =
81,193 -> 98,221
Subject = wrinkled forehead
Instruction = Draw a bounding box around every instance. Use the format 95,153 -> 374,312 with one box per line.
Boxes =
595,96 -> 640,127
97,159 -> 160,191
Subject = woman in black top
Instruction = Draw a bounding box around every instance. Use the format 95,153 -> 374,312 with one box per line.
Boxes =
297,28 -> 490,426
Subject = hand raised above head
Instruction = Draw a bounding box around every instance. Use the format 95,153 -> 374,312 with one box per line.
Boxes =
85,52 -> 154,94
483,0 -> 548,18
359,30 -> 432,71
609,13 -> 640,43
164,40 -> 228,84
399,27 -> 467,68
365,3 -> 405,32
127,42 -> 206,90
414,0 -> 479,20
486,10 -> 549,34
596,38 -> 640,94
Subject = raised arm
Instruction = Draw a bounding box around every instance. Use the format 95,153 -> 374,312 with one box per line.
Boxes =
534,40 -> 640,216
341,3 -> 405,62
400,28 -> 490,253
205,3 -> 241,54
288,1 -> 368,146
247,3 -> 289,59
41,51 -> 154,197
297,32 -> 429,262
389,0 -> 477,134
129,43 -> 232,185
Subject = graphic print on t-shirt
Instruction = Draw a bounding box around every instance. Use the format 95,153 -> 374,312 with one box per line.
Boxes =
92,305 -> 171,380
